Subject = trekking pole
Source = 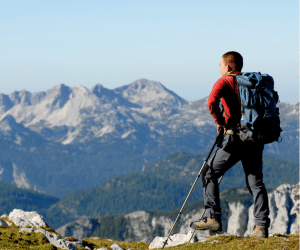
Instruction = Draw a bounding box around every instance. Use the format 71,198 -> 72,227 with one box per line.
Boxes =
161,130 -> 224,249
188,175 -> 224,243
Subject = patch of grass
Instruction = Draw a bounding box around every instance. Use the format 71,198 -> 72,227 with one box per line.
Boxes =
82,237 -> 149,250
157,233 -> 300,250
0,227 -> 59,249
41,226 -> 59,234
82,234 -> 299,250
0,217 -> 16,227
0,225 -> 298,250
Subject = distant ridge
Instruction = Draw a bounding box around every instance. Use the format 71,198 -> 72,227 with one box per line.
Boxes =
0,78 -> 297,198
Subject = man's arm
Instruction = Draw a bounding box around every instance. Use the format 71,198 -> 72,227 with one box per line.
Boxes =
208,79 -> 227,133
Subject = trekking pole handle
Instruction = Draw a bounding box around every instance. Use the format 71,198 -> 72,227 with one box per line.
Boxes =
204,129 -> 224,163
216,127 -> 224,148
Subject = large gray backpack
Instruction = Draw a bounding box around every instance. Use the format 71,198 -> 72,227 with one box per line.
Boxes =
231,72 -> 282,144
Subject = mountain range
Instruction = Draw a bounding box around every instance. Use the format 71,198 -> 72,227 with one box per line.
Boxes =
0,78 -> 298,197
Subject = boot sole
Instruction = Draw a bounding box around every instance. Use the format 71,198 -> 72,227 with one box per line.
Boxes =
190,223 -> 221,231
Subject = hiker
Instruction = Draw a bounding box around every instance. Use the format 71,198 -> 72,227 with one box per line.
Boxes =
190,51 -> 270,238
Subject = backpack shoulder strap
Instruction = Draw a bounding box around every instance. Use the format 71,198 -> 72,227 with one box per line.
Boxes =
227,73 -> 243,126
227,73 -> 241,102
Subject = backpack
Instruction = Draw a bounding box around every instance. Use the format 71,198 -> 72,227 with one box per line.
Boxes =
231,72 -> 282,144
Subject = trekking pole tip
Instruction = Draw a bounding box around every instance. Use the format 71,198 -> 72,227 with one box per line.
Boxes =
161,240 -> 168,249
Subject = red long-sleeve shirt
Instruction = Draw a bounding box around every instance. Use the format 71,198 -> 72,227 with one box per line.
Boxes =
208,72 -> 241,129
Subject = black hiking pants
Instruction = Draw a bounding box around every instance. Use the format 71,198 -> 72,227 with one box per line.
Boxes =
202,133 -> 270,227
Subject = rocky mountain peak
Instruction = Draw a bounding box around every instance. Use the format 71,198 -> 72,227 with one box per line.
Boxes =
115,78 -> 189,108
45,84 -> 72,109
9,90 -> 32,106
0,115 -> 17,130
90,83 -> 119,102
0,114 -> 46,147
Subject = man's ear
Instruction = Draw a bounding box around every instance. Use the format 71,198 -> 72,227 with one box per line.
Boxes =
226,64 -> 232,72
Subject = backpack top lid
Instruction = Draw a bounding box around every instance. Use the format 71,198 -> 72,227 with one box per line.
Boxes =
236,72 -> 275,91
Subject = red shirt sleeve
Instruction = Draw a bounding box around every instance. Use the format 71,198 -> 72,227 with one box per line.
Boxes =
208,77 -> 226,126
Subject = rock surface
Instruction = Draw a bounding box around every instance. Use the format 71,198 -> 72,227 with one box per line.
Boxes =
57,183 -> 299,246
110,244 -> 124,250
149,230 -> 206,249
1,182 -> 299,249
6,209 -> 82,250
8,209 -> 47,228
57,216 -> 100,240
148,183 -> 300,248
0,219 -> 7,227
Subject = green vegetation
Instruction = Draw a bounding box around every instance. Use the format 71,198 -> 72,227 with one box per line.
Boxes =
0,230 -> 298,250
66,186 -> 269,242
0,184 -> 297,249
0,181 -> 58,216
0,221 -> 298,250
46,233 -> 300,250
0,135 -> 198,198
93,215 -> 132,241
0,227 -> 57,250
0,151 -> 297,231
45,152 -> 298,228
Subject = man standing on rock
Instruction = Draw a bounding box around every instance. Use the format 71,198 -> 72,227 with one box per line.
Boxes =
190,51 -> 270,238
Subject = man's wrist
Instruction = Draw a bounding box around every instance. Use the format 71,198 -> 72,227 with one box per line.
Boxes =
217,125 -> 227,134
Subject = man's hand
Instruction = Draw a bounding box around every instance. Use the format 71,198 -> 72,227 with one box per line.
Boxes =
217,125 -> 227,134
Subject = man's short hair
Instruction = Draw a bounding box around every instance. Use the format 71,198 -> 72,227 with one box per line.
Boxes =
222,51 -> 243,72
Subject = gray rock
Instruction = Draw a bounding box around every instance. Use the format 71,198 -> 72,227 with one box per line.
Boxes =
8,209 -> 82,250
8,209 -> 47,228
19,227 -> 34,233
57,216 -> 101,239
149,230 -> 203,249
34,227 -> 79,250
110,244 -> 124,250
95,248 -> 108,250
244,183 -> 300,236
227,201 -> 249,236
0,219 -> 7,227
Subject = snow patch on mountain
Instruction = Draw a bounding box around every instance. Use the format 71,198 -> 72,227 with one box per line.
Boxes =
12,163 -> 31,189
121,130 -> 135,139
97,125 -> 115,137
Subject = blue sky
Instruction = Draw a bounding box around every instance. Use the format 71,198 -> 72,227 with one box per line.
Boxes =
1,0 -> 298,103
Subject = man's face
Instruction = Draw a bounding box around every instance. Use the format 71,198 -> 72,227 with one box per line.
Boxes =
219,58 -> 228,76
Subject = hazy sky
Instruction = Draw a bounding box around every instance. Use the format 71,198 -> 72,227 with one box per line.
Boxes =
1,0 -> 298,103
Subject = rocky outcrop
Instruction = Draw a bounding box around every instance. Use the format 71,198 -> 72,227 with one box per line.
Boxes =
58,183 -> 299,245
149,230 -> 199,249
227,201 -> 249,236
245,183 -> 300,236
148,183 -> 300,248
1,182 -> 298,249
56,216 -> 101,240
5,209 -> 82,250
0,209 -> 127,250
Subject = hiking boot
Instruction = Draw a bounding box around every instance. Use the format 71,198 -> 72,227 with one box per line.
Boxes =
248,225 -> 268,238
190,218 -> 222,231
